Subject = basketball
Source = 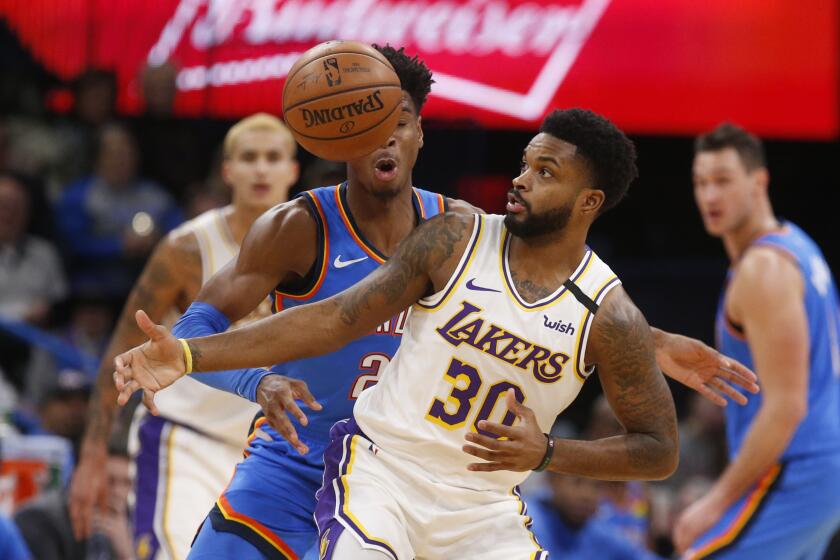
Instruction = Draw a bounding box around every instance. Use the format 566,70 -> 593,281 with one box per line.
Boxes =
282,41 -> 403,162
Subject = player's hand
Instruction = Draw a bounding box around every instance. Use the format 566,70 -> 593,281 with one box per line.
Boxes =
113,310 -> 185,412
673,492 -> 726,554
256,374 -> 323,455
655,331 -> 759,406
68,443 -> 109,540
462,390 -> 547,472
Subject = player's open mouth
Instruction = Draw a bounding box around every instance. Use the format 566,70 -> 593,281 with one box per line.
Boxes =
506,191 -> 526,214
374,158 -> 398,181
252,183 -> 270,195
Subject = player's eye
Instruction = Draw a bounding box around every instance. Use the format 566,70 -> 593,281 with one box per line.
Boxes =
241,152 -> 257,162
539,168 -> 553,178
519,160 -> 528,173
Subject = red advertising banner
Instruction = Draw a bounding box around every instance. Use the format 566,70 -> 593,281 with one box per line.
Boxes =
3,0 -> 838,137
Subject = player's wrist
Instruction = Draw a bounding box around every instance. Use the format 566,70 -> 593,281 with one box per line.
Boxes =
532,434 -> 555,471
178,338 -> 193,374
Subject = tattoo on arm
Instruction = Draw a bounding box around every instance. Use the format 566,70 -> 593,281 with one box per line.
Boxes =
187,340 -> 203,372
591,292 -> 678,474
336,213 -> 471,327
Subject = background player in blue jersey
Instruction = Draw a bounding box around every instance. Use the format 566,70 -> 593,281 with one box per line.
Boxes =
674,124 -> 840,559
133,49 -> 758,559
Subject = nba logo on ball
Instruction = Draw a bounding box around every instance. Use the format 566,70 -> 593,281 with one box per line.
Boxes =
323,58 -> 341,87
282,41 -> 403,161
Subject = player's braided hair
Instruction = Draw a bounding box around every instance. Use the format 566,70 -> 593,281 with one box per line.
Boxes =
373,44 -> 434,114
539,108 -> 638,214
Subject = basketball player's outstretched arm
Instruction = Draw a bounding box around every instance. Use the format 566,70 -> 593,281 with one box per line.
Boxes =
463,286 -> 679,480
113,213 -> 474,401
70,230 -> 200,539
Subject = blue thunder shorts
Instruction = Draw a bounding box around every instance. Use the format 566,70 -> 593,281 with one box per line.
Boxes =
684,453 -> 840,559
188,415 -> 326,560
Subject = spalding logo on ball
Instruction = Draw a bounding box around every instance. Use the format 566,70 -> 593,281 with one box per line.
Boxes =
282,41 -> 403,161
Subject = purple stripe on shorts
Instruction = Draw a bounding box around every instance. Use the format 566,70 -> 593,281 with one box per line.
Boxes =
133,414 -> 166,559
315,418 -> 399,560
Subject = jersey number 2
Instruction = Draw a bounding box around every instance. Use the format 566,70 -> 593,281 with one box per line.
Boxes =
350,353 -> 391,400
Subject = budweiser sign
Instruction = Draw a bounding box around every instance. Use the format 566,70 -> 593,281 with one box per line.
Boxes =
3,0 -> 838,137
150,0 -> 610,120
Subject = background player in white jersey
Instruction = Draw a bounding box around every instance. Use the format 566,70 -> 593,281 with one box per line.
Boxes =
114,109 -> 689,559
673,124 -> 840,558
68,114 -> 299,559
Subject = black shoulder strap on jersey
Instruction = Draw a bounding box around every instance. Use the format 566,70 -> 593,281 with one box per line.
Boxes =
563,279 -> 599,314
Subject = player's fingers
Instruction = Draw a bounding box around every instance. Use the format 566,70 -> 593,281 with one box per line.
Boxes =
68,491 -> 91,540
505,389 -> 534,421
291,380 -> 323,411
117,380 -> 139,406
267,411 -> 309,455
711,377 -> 747,405
279,392 -> 308,426
135,310 -> 158,339
467,461 -> 508,472
475,420 -> 517,439
720,358 -> 758,387
695,383 -> 728,407
463,431 -> 505,451
461,445 -> 499,461
142,389 -> 159,416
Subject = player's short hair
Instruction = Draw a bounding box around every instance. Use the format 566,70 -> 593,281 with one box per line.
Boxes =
223,113 -> 297,159
539,108 -> 638,214
373,44 -> 434,114
694,123 -> 766,171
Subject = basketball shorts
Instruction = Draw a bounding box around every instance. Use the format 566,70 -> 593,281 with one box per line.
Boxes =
684,452 -> 840,559
130,411 -> 245,560
188,414 -> 326,560
315,418 -> 548,560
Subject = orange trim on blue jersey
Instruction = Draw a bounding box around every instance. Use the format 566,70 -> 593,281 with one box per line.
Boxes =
436,193 -> 446,214
274,191 -> 330,301
412,189 -> 427,220
334,187 -> 387,264
242,417 -> 268,458
216,493 -> 299,560
687,464 -> 782,559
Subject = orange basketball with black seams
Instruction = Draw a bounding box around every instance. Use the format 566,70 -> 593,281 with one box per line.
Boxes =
282,41 -> 403,161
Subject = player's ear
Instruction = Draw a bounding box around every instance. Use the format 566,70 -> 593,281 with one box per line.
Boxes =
417,116 -> 424,149
753,166 -> 769,193
579,188 -> 605,216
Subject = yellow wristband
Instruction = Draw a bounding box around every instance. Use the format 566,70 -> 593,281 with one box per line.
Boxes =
178,338 -> 193,374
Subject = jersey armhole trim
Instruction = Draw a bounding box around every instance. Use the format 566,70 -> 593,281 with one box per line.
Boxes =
415,214 -> 483,311
574,276 -> 622,381
274,192 -> 328,301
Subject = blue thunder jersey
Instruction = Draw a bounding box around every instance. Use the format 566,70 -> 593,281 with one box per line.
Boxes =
269,183 -> 447,444
716,222 -> 840,460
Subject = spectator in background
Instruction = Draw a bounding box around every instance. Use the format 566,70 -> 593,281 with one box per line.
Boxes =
528,473 -> 662,560
669,394 -> 726,490
36,369 -> 91,457
0,513 -> 31,560
54,69 -> 118,185
130,62 -> 212,198
55,123 -> 183,298
0,174 -> 67,391
14,445 -> 133,560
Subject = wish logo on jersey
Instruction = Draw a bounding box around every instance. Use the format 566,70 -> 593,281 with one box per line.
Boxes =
436,301 -> 570,383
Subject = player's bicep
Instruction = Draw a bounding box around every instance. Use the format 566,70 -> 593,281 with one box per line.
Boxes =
197,200 -> 317,320
328,213 -> 475,336
588,288 -> 677,440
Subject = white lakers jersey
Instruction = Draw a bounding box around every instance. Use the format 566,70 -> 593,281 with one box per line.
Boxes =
354,214 -> 621,491
153,208 -> 270,446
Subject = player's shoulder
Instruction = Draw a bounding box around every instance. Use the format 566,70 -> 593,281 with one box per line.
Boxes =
731,245 -> 803,303
250,197 -> 318,243
444,196 -> 484,215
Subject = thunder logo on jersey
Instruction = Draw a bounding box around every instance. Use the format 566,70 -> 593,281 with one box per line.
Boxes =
436,301 -> 570,383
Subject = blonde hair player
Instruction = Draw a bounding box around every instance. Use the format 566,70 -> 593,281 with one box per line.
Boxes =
69,114 -> 299,560
114,109 -> 758,560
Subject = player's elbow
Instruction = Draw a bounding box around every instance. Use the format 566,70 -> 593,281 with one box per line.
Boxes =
644,429 -> 679,480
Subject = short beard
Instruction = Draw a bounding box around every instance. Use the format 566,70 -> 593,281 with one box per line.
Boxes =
504,203 -> 573,238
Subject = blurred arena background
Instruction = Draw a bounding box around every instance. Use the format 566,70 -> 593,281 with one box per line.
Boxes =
0,1 -> 837,558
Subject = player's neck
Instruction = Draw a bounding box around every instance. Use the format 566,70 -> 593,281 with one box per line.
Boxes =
507,227 -> 588,285
345,181 -> 417,257
723,205 -> 779,262
225,203 -> 275,245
